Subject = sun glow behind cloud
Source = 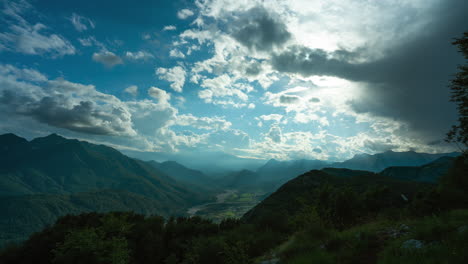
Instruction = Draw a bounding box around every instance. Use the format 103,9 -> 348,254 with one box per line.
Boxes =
0,0 -> 465,162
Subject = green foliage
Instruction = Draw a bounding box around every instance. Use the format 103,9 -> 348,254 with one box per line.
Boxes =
446,32 -> 468,151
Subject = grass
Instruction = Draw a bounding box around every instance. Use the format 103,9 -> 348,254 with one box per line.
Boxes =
274,210 -> 468,264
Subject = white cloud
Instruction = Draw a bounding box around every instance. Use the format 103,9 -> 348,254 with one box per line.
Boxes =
177,9 -> 194,19
124,85 -> 138,96
148,87 -> 171,106
175,114 -> 232,131
163,25 -> 177,31
258,114 -> 283,122
92,51 -> 123,67
267,125 -> 282,143
198,75 -> 249,105
169,49 -> 185,58
125,51 -> 154,60
0,64 -> 135,136
69,13 -> 95,32
156,66 -> 186,92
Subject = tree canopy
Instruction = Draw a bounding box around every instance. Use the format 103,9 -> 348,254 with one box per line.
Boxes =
447,32 -> 468,153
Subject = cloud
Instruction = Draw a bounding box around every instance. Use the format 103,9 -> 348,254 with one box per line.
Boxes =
279,94 -> 300,104
0,66 -> 135,136
268,0 -> 468,142
198,75 -> 250,106
69,13 -> 95,32
177,9 -> 194,19
175,114 -> 232,131
169,49 -> 185,58
148,87 -> 171,106
232,6 -> 291,52
124,85 -> 138,96
0,1 -> 75,57
156,66 -> 186,92
267,125 -> 282,143
258,114 -> 283,122
163,25 -> 177,31
92,51 -> 123,67
125,51 -> 154,60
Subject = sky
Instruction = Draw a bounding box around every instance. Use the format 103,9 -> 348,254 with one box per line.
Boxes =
0,0 -> 467,162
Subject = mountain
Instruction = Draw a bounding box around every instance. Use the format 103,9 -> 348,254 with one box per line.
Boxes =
330,150 -> 460,172
243,168 -> 429,223
218,169 -> 260,189
0,133 -> 206,207
256,158 -> 329,183
0,190 -> 166,246
379,156 -> 457,183
147,160 -> 217,190
0,133 -> 212,246
123,149 -> 266,175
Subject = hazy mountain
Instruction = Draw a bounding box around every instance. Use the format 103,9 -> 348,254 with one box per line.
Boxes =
256,158 -> 330,182
123,149 -> 266,175
147,160 -> 218,190
0,133 -> 207,207
330,150 -> 460,172
379,156 -> 457,183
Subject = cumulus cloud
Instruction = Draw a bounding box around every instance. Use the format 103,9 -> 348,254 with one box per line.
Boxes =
258,114 -> 283,122
92,51 -> 123,67
0,1 -> 75,57
0,65 -> 135,136
148,87 -> 171,106
267,125 -> 282,143
177,9 -> 194,19
175,114 -> 232,131
279,94 -> 300,104
69,13 -> 95,32
156,66 -> 186,92
198,75 -> 252,107
125,51 -> 154,60
169,49 -> 185,58
232,6 -> 291,52
163,25 -> 177,31
124,85 -> 138,96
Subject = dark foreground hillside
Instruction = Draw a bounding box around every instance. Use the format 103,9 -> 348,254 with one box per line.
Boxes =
2,156 -> 467,264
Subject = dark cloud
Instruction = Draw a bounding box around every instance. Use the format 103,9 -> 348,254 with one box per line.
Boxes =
267,125 -> 282,143
232,6 -> 291,52
363,139 -> 397,153
0,90 -> 133,136
245,61 -> 262,76
313,147 -> 322,153
309,97 -> 320,103
92,51 -> 123,67
271,1 -> 468,141
279,94 -> 300,104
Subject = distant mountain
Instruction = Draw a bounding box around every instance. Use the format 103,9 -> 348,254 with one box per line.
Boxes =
147,160 -> 217,190
218,169 -> 260,189
256,158 -> 329,183
330,150 -> 460,172
379,156 -> 457,183
123,149 -> 266,176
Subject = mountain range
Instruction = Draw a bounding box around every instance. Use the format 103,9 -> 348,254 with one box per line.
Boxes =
0,133 -> 460,247
0,133 -> 211,246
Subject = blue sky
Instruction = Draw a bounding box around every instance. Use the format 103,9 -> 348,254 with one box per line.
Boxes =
0,0 -> 466,162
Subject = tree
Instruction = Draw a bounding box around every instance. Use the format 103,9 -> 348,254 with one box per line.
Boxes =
446,32 -> 468,153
